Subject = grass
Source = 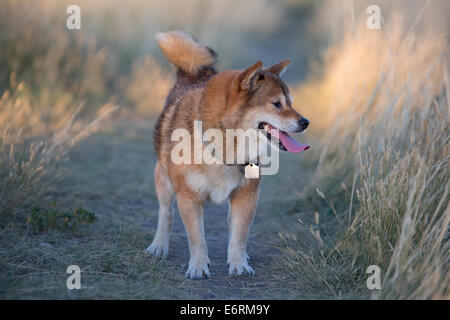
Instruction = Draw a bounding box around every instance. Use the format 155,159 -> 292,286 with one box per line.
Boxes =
27,203 -> 96,233
0,122 -> 183,299
0,87 -> 117,220
282,15 -> 450,299
1,209 -> 184,299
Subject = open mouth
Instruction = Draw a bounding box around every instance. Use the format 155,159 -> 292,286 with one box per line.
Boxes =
258,122 -> 310,153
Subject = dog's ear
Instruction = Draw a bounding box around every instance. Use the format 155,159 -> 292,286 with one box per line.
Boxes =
239,61 -> 263,91
266,59 -> 290,76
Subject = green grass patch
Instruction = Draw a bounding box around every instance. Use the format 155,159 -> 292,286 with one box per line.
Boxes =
27,203 -> 96,233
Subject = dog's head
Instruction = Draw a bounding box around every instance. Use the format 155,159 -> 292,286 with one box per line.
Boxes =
233,60 -> 310,153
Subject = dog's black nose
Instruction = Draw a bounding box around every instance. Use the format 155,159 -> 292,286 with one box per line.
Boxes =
298,118 -> 309,131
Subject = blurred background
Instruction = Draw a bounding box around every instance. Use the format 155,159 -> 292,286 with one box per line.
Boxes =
1,0 -> 448,299
1,0 -> 449,115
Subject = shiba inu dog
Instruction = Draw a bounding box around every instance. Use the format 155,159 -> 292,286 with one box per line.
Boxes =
146,31 -> 310,279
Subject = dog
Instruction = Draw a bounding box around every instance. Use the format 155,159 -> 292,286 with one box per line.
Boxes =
146,31 -> 310,279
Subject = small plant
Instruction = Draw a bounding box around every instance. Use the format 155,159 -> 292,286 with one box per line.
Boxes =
27,202 -> 96,232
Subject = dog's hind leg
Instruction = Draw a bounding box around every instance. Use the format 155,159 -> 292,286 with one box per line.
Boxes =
177,192 -> 210,279
146,161 -> 174,258
227,179 -> 260,276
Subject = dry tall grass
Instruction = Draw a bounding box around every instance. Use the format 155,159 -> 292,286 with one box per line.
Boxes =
0,0 -> 120,220
0,82 -> 117,219
286,15 -> 449,299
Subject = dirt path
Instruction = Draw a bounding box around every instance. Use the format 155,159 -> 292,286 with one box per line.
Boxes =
143,195 -> 294,299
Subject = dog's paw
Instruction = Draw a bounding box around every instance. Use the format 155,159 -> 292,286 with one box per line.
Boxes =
185,257 -> 210,280
228,261 -> 254,276
145,241 -> 169,258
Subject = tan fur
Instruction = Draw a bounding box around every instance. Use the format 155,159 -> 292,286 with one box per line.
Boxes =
147,31 -> 309,279
156,31 -> 216,76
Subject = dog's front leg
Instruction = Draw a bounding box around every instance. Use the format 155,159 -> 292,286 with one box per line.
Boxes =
227,179 -> 260,276
177,192 -> 210,279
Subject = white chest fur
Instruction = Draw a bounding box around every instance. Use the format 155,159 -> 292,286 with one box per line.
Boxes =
186,165 -> 243,204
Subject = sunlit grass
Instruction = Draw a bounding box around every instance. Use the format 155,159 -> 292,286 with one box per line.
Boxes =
285,15 -> 449,299
0,84 -> 117,219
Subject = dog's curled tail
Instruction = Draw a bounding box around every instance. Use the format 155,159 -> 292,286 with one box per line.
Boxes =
156,31 -> 216,76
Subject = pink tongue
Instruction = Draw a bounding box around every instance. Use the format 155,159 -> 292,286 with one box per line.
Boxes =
269,125 -> 310,153
278,131 -> 310,153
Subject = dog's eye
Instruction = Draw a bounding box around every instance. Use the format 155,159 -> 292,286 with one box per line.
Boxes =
272,101 -> 282,109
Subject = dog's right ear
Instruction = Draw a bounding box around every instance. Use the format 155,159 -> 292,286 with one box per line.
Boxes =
266,59 -> 290,76
239,61 -> 263,91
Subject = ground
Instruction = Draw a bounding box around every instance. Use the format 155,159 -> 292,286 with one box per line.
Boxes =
1,118 -> 330,299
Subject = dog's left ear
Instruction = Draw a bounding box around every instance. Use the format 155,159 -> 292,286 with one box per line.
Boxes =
240,61 -> 263,91
266,59 -> 290,76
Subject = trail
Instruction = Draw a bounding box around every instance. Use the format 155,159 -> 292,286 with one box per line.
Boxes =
143,202 -> 278,299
